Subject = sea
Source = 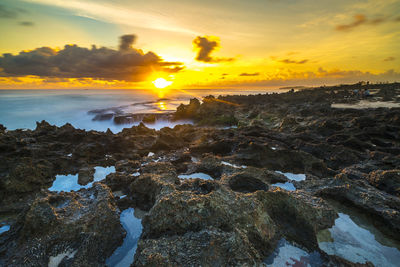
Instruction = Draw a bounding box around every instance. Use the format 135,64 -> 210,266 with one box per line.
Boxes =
0,89 -> 276,133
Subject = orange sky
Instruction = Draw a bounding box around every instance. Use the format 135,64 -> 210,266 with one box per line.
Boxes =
0,0 -> 399,89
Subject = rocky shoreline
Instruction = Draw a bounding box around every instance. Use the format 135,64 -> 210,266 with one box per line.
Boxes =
1,83 -> 400,266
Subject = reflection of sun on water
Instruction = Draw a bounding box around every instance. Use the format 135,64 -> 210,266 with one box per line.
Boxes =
152,78 -> 172,98
158,102 -> 167,111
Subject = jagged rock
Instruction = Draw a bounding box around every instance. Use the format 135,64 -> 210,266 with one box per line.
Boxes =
368,169 -> 400,197
135,228 -> 264,266
142,114 -> 156,123
129,164 -> 178,211
1,158 -> 54,194
4,184 -> 123,266
78,166 -> 94,185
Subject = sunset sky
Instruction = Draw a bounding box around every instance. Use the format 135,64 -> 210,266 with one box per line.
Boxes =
0,0 -> 399,89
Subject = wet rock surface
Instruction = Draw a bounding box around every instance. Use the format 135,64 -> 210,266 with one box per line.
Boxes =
0,83 -> 399,266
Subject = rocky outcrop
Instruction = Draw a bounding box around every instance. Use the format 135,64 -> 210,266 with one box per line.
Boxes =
1,83 -> 399,266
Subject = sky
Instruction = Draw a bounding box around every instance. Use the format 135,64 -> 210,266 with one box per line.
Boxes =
0,0 -> 399,89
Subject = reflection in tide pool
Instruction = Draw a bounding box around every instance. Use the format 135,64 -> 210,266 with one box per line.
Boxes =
265,238 -> 323,267
178,173 -> 214,180
318,213 -> 400,266
49,166 -> 115,192
106,208 -> 143,267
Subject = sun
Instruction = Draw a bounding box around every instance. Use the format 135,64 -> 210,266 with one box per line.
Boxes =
153,78 -> 172,89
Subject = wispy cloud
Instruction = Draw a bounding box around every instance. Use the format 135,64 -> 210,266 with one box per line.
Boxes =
271,56 -> 309,64
336,14 -> 368,31
200,68 -> 400,89
279,59 -> 308,64
18,21 -> 34,26
23,0 -> 198,35
239,72 -> 260,77
335,13 -> 399,31
383,56 -> 395,62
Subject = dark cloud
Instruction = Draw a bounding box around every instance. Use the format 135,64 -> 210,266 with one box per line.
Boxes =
18,21 -> 34,26
0,34 -> 183,82
193,36 -> 234,63
384,56 -> 395,62
119,34 -> 136,51
239,72 -> 260,76
279,59 -> 308,64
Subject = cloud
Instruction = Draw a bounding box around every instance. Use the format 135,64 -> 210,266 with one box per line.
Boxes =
239,72 -> 260,77
119,34 -> 136,51
271,56 -> 309,64
279,59 -> 308,64
192,68 -> 400,89
193,36 -> 234,63
18,21 -> 34,26
336,14 -> 367,31
384,56 -> 395,62
0,34 -> 183,82
335,14 -> 397,31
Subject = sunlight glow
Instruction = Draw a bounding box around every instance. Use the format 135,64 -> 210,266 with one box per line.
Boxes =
153,78 -> 172,89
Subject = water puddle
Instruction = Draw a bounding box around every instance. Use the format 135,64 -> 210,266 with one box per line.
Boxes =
106,208 -> 143,267
271,171 -> 306,191
48,249 -> 77,267
265,238 -> 323,267
332,100 -> 400,109
178,173 -> 214,180
0,224 -> 10,235
191,156 -> 199,163
221,161 -> 247,169
271,182 -> 296,191
275,171 -> 306,181
49,166 -> 115,192
317,202 -> 400,266
218,126 -> 238,130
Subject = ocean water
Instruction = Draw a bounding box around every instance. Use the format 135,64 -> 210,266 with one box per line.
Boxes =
0,89 -> 274,132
